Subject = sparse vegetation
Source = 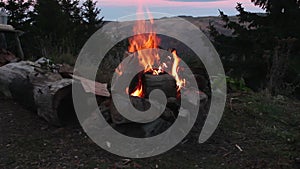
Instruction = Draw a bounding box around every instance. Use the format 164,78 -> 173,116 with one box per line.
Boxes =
1,91 -> 299,168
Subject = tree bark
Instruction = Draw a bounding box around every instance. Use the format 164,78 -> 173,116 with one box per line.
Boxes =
0,61 -> 73,126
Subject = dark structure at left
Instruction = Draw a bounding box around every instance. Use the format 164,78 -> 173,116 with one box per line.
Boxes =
0,8 -> 24,63
0,9 -> 76,126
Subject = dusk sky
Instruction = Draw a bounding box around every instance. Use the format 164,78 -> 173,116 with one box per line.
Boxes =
96,0 -> 264,21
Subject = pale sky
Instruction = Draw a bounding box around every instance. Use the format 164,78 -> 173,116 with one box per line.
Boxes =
96,0 -> 264,21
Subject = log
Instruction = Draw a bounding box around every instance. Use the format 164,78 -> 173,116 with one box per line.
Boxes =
144,73 -> 177,98
30,75 -> 73,125
0,61 -> 35,98
0,61 -> 73,126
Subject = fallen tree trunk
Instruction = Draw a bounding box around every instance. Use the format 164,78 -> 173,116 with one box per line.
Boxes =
31,77 -> 73,125
0,61 -> 35,98
0,61 -> 73,126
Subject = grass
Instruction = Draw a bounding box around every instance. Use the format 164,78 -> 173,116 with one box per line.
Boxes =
218,92 -> 300,168
0,92 -> 299,168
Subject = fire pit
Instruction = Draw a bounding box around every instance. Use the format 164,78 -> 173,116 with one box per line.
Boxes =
85,14 -> 209,138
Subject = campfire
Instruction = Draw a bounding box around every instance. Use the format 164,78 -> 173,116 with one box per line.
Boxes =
115,12 -> 186,100
102,8 -> 209,138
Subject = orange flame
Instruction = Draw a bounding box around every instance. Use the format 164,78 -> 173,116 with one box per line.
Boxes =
128,16 -> 161,73
130,77 -> 144,97
172,50 -> 186,91
117,5 -> 186,97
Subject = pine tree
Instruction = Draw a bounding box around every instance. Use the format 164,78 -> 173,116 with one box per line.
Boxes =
209,1 -> 300,95
31,0 -> 104,61
78,0 -> 104,49
58,0 -> 82,24
82,0 -> 103,27
0,0 -> 35,29
1,0 -> 104,62
32,0 -> 75,58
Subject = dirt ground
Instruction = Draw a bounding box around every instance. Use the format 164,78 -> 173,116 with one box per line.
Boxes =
0,92 -> 299,169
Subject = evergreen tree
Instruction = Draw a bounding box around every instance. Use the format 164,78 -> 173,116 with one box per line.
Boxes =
0,0 -> 35,29
32,0 -> 76,58
81,0 -> 104,37
82,0 -> 103,26
74,0 -> 103,51
1,0 -> 104,63
33,0 -> 66,36
209,1 -> 300,95
58,0 -> 82,24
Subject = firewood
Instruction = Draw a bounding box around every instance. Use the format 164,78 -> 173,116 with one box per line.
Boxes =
0,61 -> 73,126
144,73 -> 177,98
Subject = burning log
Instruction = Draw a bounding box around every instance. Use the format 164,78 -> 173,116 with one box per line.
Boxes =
0,61 -> 73,126
144,73 -> 177,98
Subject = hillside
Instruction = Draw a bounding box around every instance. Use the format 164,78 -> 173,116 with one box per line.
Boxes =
178,15 -> 236,37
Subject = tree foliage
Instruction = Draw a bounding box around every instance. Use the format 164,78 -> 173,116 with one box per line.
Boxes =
82,0 -> 103,26
1,0 -> 104,63
209,0 -> 300,95
0,0 -> 35,28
